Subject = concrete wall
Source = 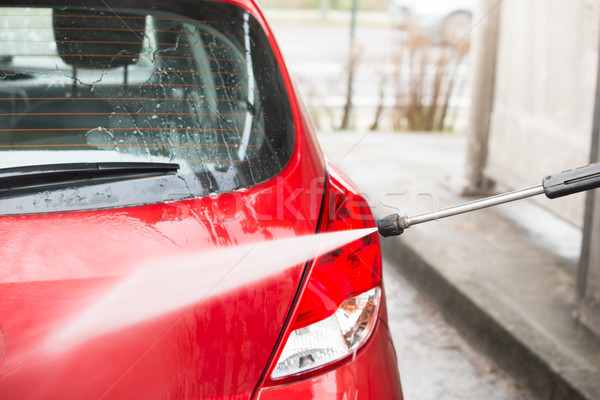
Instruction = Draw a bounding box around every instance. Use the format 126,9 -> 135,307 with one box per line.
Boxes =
486,0 -> 600,228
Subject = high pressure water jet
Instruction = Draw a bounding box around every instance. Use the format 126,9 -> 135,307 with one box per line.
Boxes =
378,163 -> 600,237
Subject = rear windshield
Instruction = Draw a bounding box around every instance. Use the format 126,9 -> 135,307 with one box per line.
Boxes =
0,1 -> 294,214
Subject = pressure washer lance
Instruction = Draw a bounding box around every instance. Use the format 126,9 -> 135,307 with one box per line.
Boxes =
377,162 -> 600,237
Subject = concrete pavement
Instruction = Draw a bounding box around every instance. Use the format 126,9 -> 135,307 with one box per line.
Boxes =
383,257 -> 537,400
318,131 -> 600,400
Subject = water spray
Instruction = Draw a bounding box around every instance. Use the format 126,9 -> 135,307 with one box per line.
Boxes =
378,163 -> 600,237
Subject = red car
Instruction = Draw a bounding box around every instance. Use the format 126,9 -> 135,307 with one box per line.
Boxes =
0,0 -> 403,398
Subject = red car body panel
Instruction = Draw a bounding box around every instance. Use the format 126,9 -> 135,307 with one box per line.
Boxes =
0,116 -> 324,399
0,0 -> 403,398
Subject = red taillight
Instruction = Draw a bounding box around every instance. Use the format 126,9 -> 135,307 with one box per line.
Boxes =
294,179 -> 381,330
261,168 -> 383,384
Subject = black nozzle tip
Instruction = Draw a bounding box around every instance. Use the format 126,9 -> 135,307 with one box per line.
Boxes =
377,214 -> 404,237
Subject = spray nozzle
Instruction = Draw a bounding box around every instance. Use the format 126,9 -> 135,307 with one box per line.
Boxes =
377,214 -> 405,237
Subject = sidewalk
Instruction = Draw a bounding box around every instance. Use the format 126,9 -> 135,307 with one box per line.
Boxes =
318,131 -> 600,400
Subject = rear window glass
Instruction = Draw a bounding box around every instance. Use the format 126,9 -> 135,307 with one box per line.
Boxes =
0,1 -> 294,213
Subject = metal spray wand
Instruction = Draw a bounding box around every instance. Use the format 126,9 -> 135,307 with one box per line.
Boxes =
378,163 -> 600,237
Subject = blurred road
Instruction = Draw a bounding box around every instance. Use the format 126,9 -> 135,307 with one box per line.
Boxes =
384,258 -> 536,400
272,23 -> 395,102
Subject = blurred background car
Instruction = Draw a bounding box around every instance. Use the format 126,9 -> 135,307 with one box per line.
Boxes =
390,0 -> 474,44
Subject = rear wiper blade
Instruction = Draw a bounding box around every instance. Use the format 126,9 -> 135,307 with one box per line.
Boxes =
0,162 -> 180,190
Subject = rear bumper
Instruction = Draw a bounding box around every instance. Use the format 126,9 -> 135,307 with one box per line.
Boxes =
254,319 -> 403,399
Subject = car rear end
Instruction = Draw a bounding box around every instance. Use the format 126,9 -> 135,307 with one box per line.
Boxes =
0,0 -> 403,398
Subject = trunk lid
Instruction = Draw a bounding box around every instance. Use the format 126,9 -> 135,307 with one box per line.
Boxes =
0,161 -> 324,399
